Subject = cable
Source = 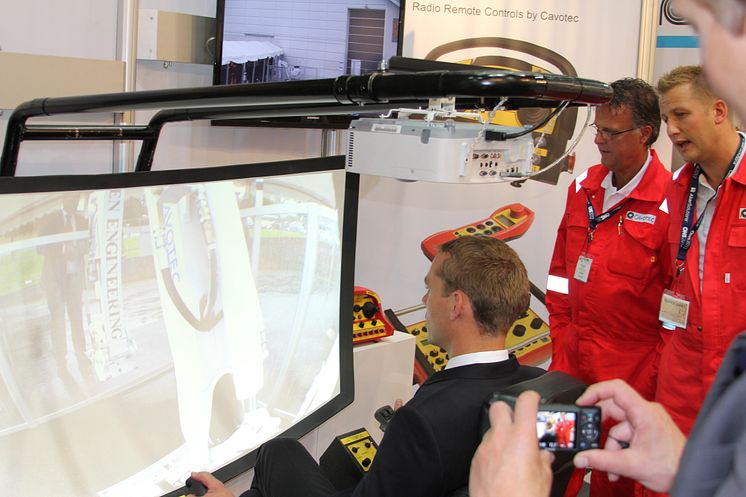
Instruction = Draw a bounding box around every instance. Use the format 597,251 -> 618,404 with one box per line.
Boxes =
518,104 -> 593,179
494,104 -> 593,184
480,101 -> 570,142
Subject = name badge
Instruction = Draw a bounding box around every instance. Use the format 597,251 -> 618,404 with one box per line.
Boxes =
626,211 -> 656,225
574,255 -> 593,283
659,290 -> 689,330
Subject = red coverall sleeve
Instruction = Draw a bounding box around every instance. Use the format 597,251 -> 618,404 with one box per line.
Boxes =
545,187 -> 576,374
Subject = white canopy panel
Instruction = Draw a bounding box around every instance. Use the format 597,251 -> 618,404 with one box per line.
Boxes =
221,41 -> 283,65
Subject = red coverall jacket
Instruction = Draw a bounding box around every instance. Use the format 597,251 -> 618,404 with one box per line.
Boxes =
655,153 -> 746,435
546,150 -> 670,400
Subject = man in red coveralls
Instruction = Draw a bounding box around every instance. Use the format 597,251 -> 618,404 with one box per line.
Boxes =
655,65 -> 746,435
555,413 -> 574,449
546,78 -> 670,497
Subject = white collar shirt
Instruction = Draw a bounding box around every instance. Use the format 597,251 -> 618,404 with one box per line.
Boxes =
444,349 -> 510,370
601,150 -> 652,212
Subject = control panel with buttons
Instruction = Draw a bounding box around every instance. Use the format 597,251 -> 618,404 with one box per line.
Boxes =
420,203 -> 535,260
319,428 -> 379,490
385,307 -> 551,385
578,408 -> 602,450
353,286 -> 394,345
505,308 -> 552,367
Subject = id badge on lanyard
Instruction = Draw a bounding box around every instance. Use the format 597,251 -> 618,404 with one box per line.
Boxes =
574,254 -> 593,283
659,289 -> 689,330
658,163 -> 700,331
576,192 -> 626,284
659,135 -> 744,330
659,177 -> 697,330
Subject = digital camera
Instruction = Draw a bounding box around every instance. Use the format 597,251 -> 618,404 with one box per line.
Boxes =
483,394 -> 601,452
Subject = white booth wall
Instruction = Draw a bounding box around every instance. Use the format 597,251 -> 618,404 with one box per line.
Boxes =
0,0 -> 704,493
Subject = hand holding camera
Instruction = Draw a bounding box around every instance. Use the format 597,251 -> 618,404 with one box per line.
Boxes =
469,391 -> 554,497
471,380 -> 687,497
572,379 -> 686,493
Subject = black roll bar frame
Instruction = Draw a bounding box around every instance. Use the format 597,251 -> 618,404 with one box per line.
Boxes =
0,57 -> 612,176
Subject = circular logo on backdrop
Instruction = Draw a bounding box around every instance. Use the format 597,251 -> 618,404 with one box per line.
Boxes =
660,0 -> 689,26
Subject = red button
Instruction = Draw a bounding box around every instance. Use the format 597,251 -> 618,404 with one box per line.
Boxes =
509,204 -> 526,217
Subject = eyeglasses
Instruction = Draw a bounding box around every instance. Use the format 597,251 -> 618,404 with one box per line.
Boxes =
590,124 -> 638,140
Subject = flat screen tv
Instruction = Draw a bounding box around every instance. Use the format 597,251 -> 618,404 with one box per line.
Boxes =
212,0 -> 403,128
0,156 -> 356,497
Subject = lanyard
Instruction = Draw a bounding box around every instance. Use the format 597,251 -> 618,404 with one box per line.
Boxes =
584,191 -> 628,237
676,134 -> 746,273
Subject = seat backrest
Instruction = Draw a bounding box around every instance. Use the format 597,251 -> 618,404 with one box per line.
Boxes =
448,370 -> 588,497
486,370 -> 588,497
493,369 -> 588,404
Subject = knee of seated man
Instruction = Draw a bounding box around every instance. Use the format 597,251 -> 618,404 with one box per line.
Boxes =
254,438 -> 311,478
258,437 -> 307,459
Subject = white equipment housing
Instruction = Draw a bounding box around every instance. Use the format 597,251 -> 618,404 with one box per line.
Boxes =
346,118 -> 535,183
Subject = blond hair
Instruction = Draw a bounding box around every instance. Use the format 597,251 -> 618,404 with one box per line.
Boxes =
656,65 -> 718,103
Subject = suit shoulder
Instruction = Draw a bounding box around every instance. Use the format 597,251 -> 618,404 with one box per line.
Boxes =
518,365 -> 548,377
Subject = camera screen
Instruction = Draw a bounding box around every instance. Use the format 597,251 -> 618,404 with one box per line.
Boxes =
537,410 -> 577,449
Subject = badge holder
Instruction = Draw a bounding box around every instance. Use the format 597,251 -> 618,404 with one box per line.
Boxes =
659,289 -> 690,331
574,253 -> 593,283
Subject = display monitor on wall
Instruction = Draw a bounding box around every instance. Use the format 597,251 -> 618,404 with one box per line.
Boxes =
0,156 -> 356,497
214,0 -> 402,85
212,0 -> 403,129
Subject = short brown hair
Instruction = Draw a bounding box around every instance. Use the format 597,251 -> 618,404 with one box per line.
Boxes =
656,65 -> 717,103
609,78 -> 660,146
437,236 -> 529,336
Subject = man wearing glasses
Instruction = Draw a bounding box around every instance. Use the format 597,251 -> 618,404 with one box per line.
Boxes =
545,78 -> 670,496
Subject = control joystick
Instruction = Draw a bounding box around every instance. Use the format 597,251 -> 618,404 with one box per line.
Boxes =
185,476 -> 208,497
361,301 -> 379,319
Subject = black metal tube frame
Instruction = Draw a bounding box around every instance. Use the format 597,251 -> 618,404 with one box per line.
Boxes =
135,101 -> 432,172
1,66 -> 612,176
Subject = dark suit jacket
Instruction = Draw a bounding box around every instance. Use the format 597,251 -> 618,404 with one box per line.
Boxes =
345,357 -> 545,497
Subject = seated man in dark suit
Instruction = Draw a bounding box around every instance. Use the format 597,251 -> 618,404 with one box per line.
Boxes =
191,236 -> 545,497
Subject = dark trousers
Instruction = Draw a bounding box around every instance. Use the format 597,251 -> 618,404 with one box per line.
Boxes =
45,273 -> 86,371
240,438 -> 339,497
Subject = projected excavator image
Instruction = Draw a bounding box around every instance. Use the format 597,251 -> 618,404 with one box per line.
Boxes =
0,172 -> 344,497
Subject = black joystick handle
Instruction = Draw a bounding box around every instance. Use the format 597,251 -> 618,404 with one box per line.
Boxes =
185,477 -> 208,497
375,404 -> 396,432
361,301 -> 379,319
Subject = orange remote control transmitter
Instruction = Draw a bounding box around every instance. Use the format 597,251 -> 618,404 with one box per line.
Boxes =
421,203 -> 535,260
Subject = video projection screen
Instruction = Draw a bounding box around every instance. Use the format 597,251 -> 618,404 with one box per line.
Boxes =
0,157 -> 356,497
